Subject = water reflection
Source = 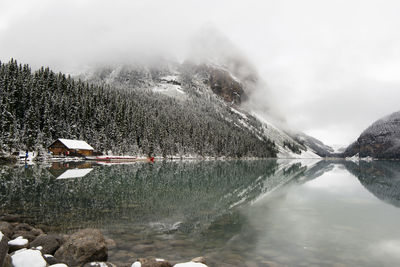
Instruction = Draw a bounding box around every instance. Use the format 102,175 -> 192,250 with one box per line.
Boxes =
1,159 -> 400,266
48,162 -> 94,179
344,160 -> 400,208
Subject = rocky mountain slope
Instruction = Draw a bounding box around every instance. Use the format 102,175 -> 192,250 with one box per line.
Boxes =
291,132 -> 335,157
81,60 -> 330,158
344,111 -> 400,159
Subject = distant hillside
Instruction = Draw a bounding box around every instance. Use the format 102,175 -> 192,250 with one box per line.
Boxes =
343,111 -> 400,159
290,132 -> 334,157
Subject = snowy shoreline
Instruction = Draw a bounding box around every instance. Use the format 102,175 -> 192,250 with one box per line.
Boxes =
0,217 -> 209,267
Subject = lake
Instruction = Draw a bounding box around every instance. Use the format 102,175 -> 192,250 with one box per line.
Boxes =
1,159 -> 400,266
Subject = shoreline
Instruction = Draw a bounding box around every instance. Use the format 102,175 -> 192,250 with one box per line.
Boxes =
0,216 -> 210,267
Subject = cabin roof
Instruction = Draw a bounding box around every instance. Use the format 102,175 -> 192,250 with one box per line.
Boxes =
53,138 -> 94,150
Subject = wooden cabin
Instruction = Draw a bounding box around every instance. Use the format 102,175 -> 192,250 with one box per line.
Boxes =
48,138 -> 94,156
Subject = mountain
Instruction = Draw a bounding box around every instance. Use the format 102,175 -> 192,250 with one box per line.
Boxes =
291,132 -> 335,157
343,111 -> 400,159
81,60 -> 325,159
0,59 -> 277,158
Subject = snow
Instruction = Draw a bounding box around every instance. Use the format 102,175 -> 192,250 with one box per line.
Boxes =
277,147 -> 320,159
17,151 -> 36,162
230,107 -> 248,119
152,74 -> 186,99
361,156 -> 374,162
174,262 -> 208,267
8,236 -> 28,246
49,264 -> 68,267
90,262 -> 109,267
346,153 -> 360,162
57,138 -> 94,150
11,249 -> 47,267
0,231 -> 3,242
250,112 -> 320,159
56,168 -> 93,179
153,83 -> 185,98
160,75 -> 179,81
131,261 -> 142,267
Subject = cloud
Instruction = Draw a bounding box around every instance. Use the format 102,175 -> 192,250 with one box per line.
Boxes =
1,0 -> 400,147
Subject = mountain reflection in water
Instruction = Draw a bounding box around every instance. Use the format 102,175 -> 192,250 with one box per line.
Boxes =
1,159 -> 400,266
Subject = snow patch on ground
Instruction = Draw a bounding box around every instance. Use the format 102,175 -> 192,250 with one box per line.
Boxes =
90,262 -> 109,267
174,263 -> 208,267
251,112 -> 320,159
131,261 -> 142,267
0,231 -> 3,242
11,249 -> 47,267
230,107 -> 248,119
8,236 -> 28,246
153,83 -> 185,98
277,147 -> 320,159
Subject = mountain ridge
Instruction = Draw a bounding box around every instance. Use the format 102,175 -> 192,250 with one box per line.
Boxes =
343,111 -> 400,159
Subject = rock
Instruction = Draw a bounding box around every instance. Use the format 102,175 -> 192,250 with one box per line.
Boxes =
11,249 -> 47,267
3,254 -> 12,267
14,223 -> 33,232
1,214 -> 21,223
54,228 -> 108,266
191,257 -> 206,264
0,231 -> 10,267
12,230 -> 37,242
8,236 -> 29,253
43,254 -> 62,265
83,262 -> 117,267
0,221 -> 14,239
30,234 -> 63,254
174,262 -> 208,267
133,258 -> 173,267
30,228 -> 45,236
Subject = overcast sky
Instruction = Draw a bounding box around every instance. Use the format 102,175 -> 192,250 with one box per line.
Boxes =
1,0 -> 400,148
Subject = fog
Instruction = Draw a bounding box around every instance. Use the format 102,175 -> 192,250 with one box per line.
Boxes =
1,0 -> 400,148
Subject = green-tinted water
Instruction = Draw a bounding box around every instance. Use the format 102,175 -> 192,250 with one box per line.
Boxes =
1,159 -> 400,266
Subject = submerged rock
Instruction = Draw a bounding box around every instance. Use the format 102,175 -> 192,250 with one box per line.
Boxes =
54,228 -> 108,266
83,262 -> 117,267
30,234 -> 64,255
11,224 -> 44,243
132,258 -> 173,267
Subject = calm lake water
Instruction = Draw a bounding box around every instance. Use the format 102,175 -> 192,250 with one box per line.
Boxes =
1,159 -> 400,266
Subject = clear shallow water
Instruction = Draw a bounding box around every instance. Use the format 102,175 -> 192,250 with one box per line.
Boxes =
1,160 -> 400,266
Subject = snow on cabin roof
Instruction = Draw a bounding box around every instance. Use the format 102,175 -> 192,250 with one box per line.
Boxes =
57,139 -> 94,150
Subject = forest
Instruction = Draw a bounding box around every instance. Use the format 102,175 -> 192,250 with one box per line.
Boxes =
0,59 -> 277,158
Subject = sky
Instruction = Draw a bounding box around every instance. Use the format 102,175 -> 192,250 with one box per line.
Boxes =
1,0 -> 400,148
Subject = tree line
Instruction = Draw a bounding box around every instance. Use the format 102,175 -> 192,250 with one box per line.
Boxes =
0,59 -> 277,158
